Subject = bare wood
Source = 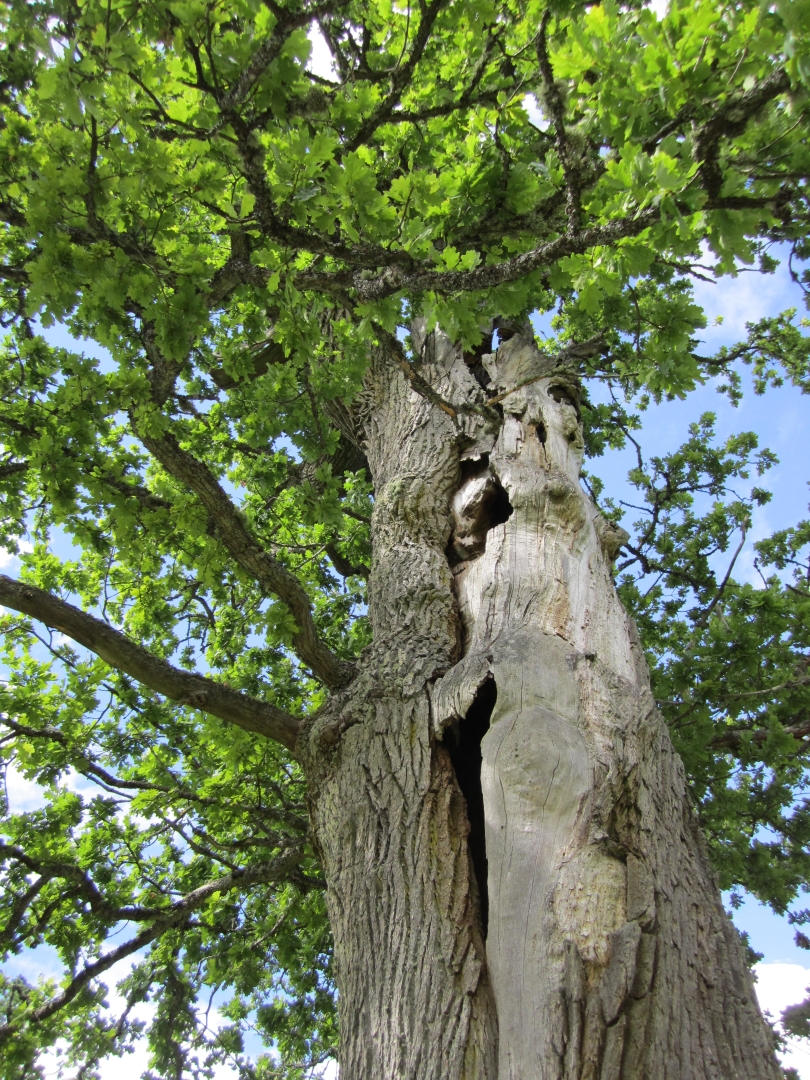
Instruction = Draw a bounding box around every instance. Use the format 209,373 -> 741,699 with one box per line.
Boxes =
302,325 -> 781,1079
0,575 -> 300,753
437,332 -> 779,1079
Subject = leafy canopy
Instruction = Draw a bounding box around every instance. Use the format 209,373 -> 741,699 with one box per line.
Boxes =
0,0 -> 809,1074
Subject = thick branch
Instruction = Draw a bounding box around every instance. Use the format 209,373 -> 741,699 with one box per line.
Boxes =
694,70 -> 791,197
298,208 -> 660,299
206,335 -> 287,390
536,12 -> 580,234
712,716 -> 810,752
326,543 -> 369,581
0,460 -> 27,480
641,69 -> 790,160
135,428 -> 353,689
0,575 -> 300,752
0,264 -> 29,284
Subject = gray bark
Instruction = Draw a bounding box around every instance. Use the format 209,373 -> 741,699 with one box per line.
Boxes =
300,326 -> 781,1080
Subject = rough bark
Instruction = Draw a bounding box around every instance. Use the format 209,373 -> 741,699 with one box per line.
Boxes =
300,326 -> 781,1079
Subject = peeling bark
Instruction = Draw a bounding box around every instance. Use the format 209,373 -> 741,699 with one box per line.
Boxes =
301,327 -> 780,1079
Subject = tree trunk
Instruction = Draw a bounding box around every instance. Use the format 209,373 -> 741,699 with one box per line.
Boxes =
300,326 -> 781,1079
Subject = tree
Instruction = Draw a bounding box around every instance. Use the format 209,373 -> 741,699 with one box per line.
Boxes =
0,0 -> 809,1075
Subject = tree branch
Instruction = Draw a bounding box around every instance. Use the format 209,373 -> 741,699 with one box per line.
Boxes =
694,70 -> 791,198
386,86 -> 500,125
0,575 -> 300,752
231,117 -> 416,273
326,543 -> 369,581
206,334 -> 287,390
0,715 -> 308,831
0,264 -> 29,284
0,853 -> 304,1043
215,1 -> 346,118
345,0 -> 449,152
691,529 -> 746,633
712,716 -> 810,752
297,207 -> 660,299
536,12 -> 581,234
135,428 -> 353,689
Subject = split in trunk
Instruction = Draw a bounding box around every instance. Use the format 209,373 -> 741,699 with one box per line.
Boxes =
301,325 -> 781,1080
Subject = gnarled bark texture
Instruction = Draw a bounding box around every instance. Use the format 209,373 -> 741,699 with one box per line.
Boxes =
301,325 -> 781,1080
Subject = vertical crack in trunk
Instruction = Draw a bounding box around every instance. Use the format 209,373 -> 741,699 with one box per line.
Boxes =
444,677 -> 497,937
433,332 -> 782,1079
308,324 -> 780,1080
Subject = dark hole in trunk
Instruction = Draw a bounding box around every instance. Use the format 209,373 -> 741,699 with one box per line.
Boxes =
447,472 -> 513,567
444,678 -> 497,937
548,383 -> 581,420
459,453 -> 490,481
536,421 -> 547,445
485,481 -> 514,531
463,332 -> 494,390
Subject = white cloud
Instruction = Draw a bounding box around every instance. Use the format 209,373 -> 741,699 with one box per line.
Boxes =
307,26 -> 337,82
0,552 -> 19,572
755,962 -> 810,1078
3,763 -> 101,815
523,94 -> 549,131
692,258 -> 800,353
648,0 -> 668,17
4,761 -> 49,813
0,539 -> 33,572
